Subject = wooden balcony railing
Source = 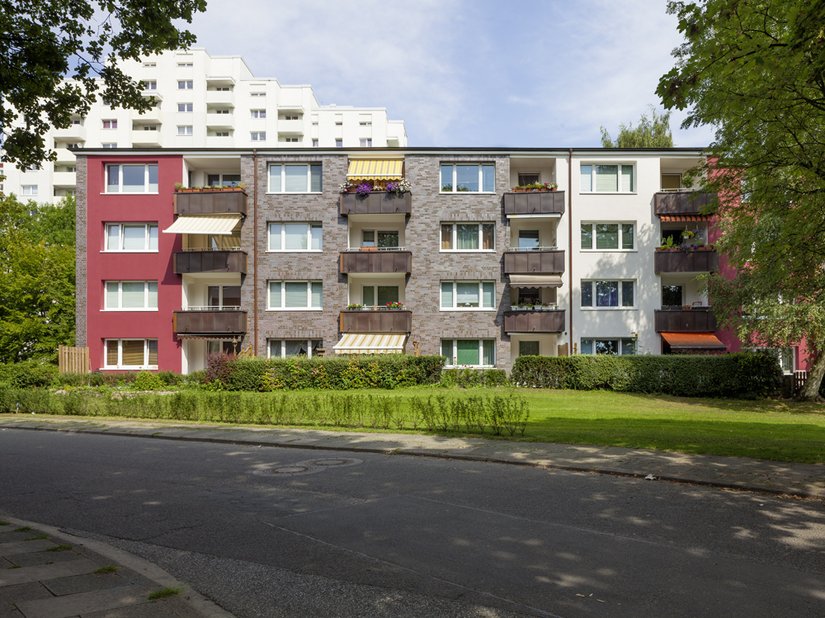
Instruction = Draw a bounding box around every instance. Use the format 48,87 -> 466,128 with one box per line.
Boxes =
339,192 -> 411,216
339,309 -> 412,333
503,191 -> 565,216
654,307 -> 717,332
654,249 -> 719,273
174,189 -> 247,216
503,310 -> 565,333
653,191 -> 716,216
504,249 -> 565,274
339,250 -> 412,274
174,250 -> 247,274
173,309 -> 247,336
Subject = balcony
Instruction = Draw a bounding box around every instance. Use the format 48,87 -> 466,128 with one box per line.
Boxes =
503,191 -> 565,216
504,309 -> 565,334
339,192 -> 411,216
54,148 -> 76,164
654,248 -> 719,273
174,309 -> 247,336
174,250 -> 247,275
504,249 -> 565,274
654,191 -> 717,216
278,119 -> 304,133
339,249 -> 412,274
174,189 -> 247,216
339,309 -> 412,333
206,112 -> 233,127
654,307 -> 717,332
206,135 -> 233,147
52,171 -> 76,187
130,130 -> 161,146
136,107 -> 162,123
53,124 -> 85,141
205,90 -> 234,105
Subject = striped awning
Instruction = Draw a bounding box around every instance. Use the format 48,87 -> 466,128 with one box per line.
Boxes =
509,275 -> 563,288
347,159 -> 403,180
661,332 -> 726,350
659,215 -> 711,222
333,333 -> 406,354
163,215 -> 241,235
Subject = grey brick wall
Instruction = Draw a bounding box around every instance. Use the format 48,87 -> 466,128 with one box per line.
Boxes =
75,156 -> 88,346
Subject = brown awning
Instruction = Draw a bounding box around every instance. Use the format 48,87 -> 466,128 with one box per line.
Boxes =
659,215 -> 712,223
661,332 -> 726,349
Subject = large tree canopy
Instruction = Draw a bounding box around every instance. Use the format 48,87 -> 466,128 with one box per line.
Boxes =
657,0 -> 825,399
0,0 -> 206,169
600,107 -> 674,148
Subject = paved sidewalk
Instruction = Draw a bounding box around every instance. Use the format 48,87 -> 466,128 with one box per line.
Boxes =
0,516 -> 231,618
1,415 -> 823,499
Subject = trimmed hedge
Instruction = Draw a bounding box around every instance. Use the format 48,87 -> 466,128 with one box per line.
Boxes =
209,355 -> 445,391
440,368 -> 510,388
511,352 -> 783,398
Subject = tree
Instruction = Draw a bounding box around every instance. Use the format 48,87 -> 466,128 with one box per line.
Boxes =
0,0 -> 206,169
0,195 -> 76,362
600,106 -> 674,148
657,0 -> 825,399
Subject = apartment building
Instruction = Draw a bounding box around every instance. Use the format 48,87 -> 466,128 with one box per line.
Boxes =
2,49 -> 407,203
76,146 -> 793,374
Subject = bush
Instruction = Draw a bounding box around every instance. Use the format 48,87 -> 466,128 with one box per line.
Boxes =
132,371 -> 166,391
440,368 -> 510,388
0,360 -> 59,389
511,352 -> 783,398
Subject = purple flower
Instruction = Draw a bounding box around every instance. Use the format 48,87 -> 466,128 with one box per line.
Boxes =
385,181 -> 399,193
356,182 -> 372,196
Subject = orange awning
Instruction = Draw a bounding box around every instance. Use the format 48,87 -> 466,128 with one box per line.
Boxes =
659,215 -> 712,222
661,332 -> 726,349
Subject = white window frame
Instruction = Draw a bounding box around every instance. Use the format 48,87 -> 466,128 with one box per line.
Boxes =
101,143 -> 117,149
267,339 -> 323,359
104,281 -> 158,311
104,223 -> 158,252
335,139 -> 343,148
580,338 -> 637,355
580,163 -> 636,193
267,281 -> 323,311
580,280 -> 636,309
580,222 -> 636,251
359,138 -> 373,147
142,80 -> 157,91
267,163 -> 322,193
251,109 -> 266,119
177,62 -> 193,68
441,339 -> 496,368
178,102 -> 193,112
103,339 -> 158,370
440,281 -> 496,311
250,91 -> 266,97
440,163 -> 495,194
105,164 -> 158,194
267,222 -> 323,251
440,222 -> 495,252
311,138 -> 319,147
102,119 -> 117,129
251,131 -> 266,142
177,80 -> 193,90
177,125 -> 193,136
21,184 -> 38,196
282,137 -> 300,143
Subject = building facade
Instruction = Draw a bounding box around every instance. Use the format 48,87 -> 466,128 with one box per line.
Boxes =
2,48 -> 407,203
79,146 -> 797,374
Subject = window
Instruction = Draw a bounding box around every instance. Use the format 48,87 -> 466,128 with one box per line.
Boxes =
440,163 -> 495,193
206,285 -> 240,309
580,164 -> 635,193
362,285 -> 399,307
441,281 -> 496,310
178,80 -> 193,90
312,138 -> 319,147
580,223 -> 635,250
105,223 -> 158,252
105,164 -> 158,193
518,173 -> 540,185
440,223 -> 494,251
104,281 -> 158,310
21,185 -> 38,196
335,138 -> 343,148
207,341 -> 240,357
106,163 -> 158,193
580,338 -> 636,355
361,230 -> 399,249
214,108 -> 230,114
518,230 -> 540,250
268,339 -> 323,358
102,119 -> 117,129
268,163 -> 322,193
178,103 -> 193,112
206,174 -> 241,187
101,143 -> 117,149
282,137 -> 300,143
177,125 -> 193,136
519,340 -> 540,356
251,131 -> 266,142
581,280 -> 635,308
441,339 -> 495,367
268,281 -> 323,310
268,222 -> 322,251
280,114 -> 301,121
251,109 -> 266,118
661,285 -> 683,308
250,92 -> 266,97
177,61 -> 193,68
360,138 -> 372,147
142,61 -> 156,68
142,80 -> 157,91
104,339 -> 158,369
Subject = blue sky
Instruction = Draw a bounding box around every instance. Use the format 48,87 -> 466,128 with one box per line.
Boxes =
191,0 -> 713,147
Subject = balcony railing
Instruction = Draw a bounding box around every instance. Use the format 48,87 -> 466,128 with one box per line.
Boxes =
340,249 -> 412,274
339,309 -> 412,333
173,308 -> 247,336
174,250 -> 247,274
654,191 -> 717,216
654,248 -> 719,273
504,248 -> 565,274
654,307 -> 717,332
339,192 -> 411,216
174,189 -> 247,216
503,309 -> 565,333
503,191 -> 565,216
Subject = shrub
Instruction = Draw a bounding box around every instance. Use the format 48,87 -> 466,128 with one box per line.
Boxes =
132,371 -> 166,391
511,352 -> 782,398
440,368 -> 510,388
0,360 -> 59,389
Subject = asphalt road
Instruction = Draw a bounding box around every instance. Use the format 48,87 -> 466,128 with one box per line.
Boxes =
1,428 -> 823,617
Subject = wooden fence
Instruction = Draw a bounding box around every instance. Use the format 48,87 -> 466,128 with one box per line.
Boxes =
58,346 -> 90,374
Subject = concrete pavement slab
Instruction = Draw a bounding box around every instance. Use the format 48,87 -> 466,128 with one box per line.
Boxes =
0,542 -> 56,558
15,583 -> 150,618
0,559 -> 96,587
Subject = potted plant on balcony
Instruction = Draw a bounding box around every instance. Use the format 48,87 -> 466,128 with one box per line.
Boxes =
511,182 -> 557,192
385,178 -> 412,197
385,301 -> 404,310
346,303 -> 364,310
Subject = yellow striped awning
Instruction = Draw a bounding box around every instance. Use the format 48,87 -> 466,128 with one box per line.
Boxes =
163,215 -> 241,235
333,333 -> 406,354
347,159 -> 403,180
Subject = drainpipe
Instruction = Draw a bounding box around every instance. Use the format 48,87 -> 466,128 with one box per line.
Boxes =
567,148 -> 573,355
252,150 -> 259,357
